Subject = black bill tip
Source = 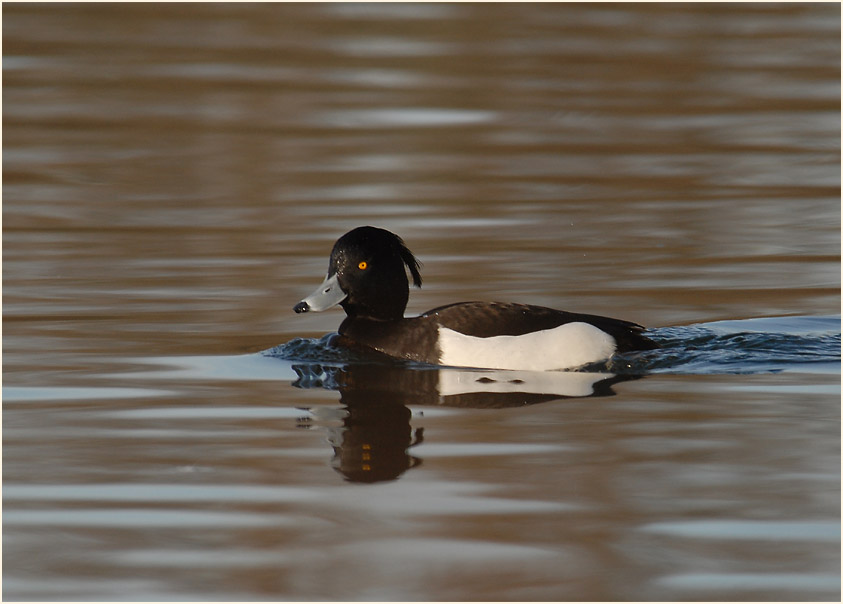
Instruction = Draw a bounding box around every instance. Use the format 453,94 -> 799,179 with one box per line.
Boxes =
293,301 -> 310,314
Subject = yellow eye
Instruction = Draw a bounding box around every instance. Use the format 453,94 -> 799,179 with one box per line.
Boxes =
358,261 -> 368,270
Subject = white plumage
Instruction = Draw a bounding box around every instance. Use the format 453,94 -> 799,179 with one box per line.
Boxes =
438,322 -> 617,371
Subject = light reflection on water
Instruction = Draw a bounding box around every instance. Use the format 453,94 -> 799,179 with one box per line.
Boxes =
3,2 -> 839,601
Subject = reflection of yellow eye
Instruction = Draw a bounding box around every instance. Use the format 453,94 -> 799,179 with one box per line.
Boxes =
358,261 -> 368,270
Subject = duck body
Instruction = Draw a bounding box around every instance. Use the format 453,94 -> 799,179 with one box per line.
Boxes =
294,226 -> 657,371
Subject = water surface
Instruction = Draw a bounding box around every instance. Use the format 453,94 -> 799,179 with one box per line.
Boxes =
3,3 -> 840,601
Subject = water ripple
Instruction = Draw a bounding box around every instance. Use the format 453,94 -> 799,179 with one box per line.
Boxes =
616,315 -> 841,375
268,316 -> 841,376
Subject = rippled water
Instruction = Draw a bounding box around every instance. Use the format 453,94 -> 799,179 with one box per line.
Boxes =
3,3 -> 840,601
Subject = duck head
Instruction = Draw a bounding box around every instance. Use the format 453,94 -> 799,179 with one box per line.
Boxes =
294,226 -> 422,320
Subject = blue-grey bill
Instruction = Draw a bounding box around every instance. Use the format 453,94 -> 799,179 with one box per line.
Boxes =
294,273 -> 347,313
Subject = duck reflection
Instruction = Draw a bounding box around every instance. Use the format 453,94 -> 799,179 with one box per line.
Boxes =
324,398 -> 423,483
292,362 -> 636,483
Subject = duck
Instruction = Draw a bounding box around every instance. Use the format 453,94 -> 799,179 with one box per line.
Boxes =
293,226 -> 657,371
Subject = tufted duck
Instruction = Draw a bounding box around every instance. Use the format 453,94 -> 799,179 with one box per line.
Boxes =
293,226 -> 657,370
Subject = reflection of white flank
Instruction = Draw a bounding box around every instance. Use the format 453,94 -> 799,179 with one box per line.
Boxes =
437,369 -> 614,398
438,323 -> 616,371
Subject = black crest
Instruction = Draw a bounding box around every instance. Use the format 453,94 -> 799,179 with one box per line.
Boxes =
336,226 -> 422,288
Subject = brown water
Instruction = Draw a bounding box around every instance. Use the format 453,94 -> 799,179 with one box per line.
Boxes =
3,3 -> 840,601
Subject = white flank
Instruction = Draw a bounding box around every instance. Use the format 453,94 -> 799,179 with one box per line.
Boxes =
438,322 -> 617,371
